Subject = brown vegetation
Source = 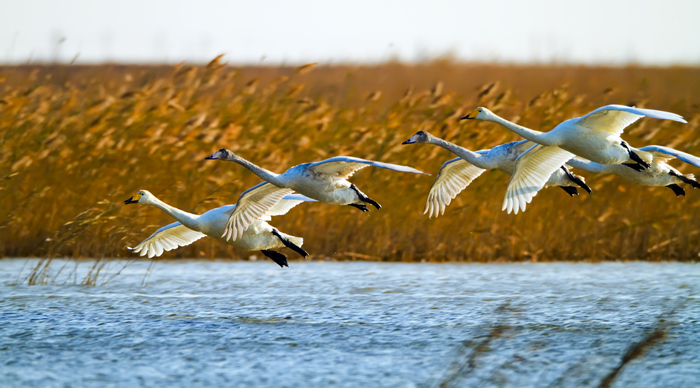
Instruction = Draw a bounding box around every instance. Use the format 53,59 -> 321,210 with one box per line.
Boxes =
1,61 -> 699,262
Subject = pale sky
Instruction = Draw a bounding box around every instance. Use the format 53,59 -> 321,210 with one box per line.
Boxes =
1,0 -> 699,65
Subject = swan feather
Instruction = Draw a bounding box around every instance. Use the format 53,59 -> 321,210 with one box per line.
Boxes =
224,182 -> 294,240
638,145 -> 700,168
504,145 -> 575,214
307,156 -> 428,179
576,105 -> 687,135
425,158 -> 486,218
130,222 -> 206,259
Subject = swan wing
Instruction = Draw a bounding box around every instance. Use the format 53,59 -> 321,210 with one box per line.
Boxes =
504,145 -> 575,214
260,194 -> 317,221
224,182 -> 294,240
425,158 -> 486,218
129,222 -> 206,259
307,156 -> 427,179
576,105 -> 687,135
638,145 -> 700,168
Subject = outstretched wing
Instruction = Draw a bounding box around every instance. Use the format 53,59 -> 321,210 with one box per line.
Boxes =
576,105 -> 687,135
504,145 -> 575,214
260,194 -> 317,221
129,222 -> 206,259
224,182 -> 294,240
424,158 -> 486,218
639,145 -> 700,168
307,156 -> 427,179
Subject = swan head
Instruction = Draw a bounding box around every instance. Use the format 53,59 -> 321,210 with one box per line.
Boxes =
460,107 -> 492,121
402,130 -> 432,145
205,148 -> 234,160
124,190 -> 153,205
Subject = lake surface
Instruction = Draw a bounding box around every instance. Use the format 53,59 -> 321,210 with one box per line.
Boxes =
0,259 -> 698,387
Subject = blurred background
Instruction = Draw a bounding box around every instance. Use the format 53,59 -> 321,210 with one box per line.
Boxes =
1,0 -> 700,262
2,0 -> 700,66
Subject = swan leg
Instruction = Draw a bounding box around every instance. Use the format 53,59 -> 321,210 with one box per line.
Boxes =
559,186 -> 579,197
260,250 -> 289,268
669,171 -> 700,189
560,166 -> 592,194
350,184 -> 382,210
621,141 -> 650,170
666,184 -> 685,197
272,229 -> 309,258
623,163 -> 646,172
348,204 -> 370,212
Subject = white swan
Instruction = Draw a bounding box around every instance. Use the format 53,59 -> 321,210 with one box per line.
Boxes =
205,149 -> 428,240
461,105 -> 688,213
401,130 -> 591,218
124,190 -> 314,268
566,145 -> 700,196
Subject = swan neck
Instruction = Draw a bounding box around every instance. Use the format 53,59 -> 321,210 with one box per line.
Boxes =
148,197 -> 200,229
429,137 -> 481,163
488,114 -> 546,143
567,159 -> 609,174
228,154 -> 281,184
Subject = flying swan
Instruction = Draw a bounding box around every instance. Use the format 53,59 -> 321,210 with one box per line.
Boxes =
124,190 -> 313,268
401,130 -> 591,218
461,105 -> 687,213
566,145 -> 700,196
205,149 -> 428,240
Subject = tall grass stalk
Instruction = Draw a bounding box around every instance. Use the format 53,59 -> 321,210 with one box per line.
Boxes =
1,62 -> 699,262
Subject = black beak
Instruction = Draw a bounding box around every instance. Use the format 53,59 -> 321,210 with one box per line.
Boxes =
459,114 -> 474,120
401,140 -> 413,145
204,155 -> 216,160
124,196 -> 138,205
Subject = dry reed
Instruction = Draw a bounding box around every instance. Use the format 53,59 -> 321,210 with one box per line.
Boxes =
1,61 -> 699,262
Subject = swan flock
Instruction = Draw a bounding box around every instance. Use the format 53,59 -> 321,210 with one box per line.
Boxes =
126,102 -> 695,266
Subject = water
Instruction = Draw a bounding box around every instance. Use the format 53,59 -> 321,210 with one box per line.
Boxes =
1,259 -> 698,387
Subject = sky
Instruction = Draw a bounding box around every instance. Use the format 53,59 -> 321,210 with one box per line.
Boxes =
1,0 -> 699,66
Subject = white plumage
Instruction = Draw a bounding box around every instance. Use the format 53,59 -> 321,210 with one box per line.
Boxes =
566,146 -> 700,195
205,150 -> 428,240
461,105 -> 687,214
402,131 -> 590,218
125,190 -> 313,267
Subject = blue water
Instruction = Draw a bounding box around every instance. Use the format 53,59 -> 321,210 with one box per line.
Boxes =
1,259 -> 698,387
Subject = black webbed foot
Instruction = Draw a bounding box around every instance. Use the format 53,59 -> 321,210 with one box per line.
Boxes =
630,151 -> 651,169
669,171 -> 700,189
561,166 -> 592,194
349,204 -> 370,212
623,163 -> 646,172
272,229 -> 309,258
621,141 -> 650,170
559,186 -> 579,197
666,184 -> 685,197
364,197 -> 382,210
260,250 -> 289,268
349,184 -> 382,209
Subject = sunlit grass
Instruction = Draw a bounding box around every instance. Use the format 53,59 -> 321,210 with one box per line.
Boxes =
1,60 -> 699,262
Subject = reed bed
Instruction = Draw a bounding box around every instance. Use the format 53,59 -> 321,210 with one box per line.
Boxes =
1,60 -> 699,262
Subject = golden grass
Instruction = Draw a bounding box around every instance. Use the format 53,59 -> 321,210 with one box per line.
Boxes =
1,61 -> 699,262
